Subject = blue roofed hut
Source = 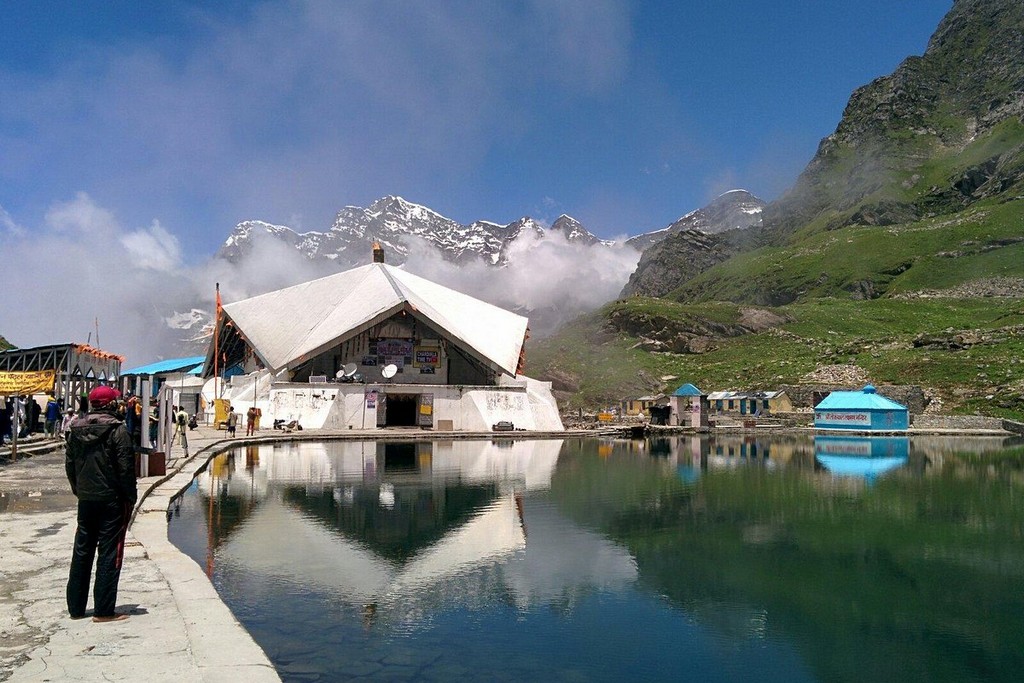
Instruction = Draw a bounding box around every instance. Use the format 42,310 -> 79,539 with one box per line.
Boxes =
814,385 -> 909,432
670,383 -> 708,428
121,355 -> 206,415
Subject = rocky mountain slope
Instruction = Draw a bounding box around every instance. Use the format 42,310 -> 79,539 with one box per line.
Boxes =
620,190 -> 767,297
761,0 -> 1024,243
626,190 -> 765,250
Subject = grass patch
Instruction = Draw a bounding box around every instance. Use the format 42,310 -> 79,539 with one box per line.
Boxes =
529,297 -> 1024,417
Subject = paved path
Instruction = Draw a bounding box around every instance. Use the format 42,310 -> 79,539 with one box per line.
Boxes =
0,427 -> 280,682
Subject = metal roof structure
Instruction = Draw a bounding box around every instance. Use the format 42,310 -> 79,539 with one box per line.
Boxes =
814,385 -> 907,411
207,262 -> 529,377
672,383 -> 703,396
122,356 -> 205,376
707,389 -> 787,400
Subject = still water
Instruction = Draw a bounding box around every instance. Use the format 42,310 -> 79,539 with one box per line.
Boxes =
167,434 -> 1024,682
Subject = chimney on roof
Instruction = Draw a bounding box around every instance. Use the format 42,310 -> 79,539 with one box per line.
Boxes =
372,242 -> 385,263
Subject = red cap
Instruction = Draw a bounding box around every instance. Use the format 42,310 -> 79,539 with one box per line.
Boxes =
88,385 -> 121,407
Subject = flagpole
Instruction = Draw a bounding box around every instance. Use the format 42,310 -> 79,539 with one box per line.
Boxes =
214,283 -> 221,401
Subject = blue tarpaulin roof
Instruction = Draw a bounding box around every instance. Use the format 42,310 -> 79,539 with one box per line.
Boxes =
673,383 -> 703,396
122,356 -> 205,376
814,385 -> 907,411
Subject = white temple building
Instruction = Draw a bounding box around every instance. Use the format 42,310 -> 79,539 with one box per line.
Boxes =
203,252 -> 563,431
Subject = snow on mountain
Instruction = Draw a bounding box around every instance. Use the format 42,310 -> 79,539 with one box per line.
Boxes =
216,196 -> 607,268
216,192 -> 768,278
549,215 -> 613,246
626,189 -> 766,250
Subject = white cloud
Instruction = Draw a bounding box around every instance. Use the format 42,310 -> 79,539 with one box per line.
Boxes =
403,228 -> 639,337
120,220 -> 182,272
43,192 -> 118,236
0,204 -> 24,236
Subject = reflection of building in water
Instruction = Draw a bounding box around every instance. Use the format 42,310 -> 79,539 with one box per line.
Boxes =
814,436 -> 909,482
641,435 -> 819,478
195,439 -> 636,626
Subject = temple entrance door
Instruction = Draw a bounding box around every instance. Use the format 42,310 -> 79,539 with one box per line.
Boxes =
385,394 -> 418,426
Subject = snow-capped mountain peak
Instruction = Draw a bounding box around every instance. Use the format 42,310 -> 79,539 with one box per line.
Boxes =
626,189 -> 766,250
216,191 -> 766,269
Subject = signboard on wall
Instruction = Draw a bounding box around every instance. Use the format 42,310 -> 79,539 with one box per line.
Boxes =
415,348 -> 439,367
0,370 -> 56,394
815,411 -> 871,427
418,393 -> 433,427
377,339 -> 413,357
365,389 -> 378,409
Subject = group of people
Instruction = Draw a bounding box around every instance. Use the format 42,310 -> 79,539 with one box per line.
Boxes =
221,405 -> 261,437
1,394 -> 78,444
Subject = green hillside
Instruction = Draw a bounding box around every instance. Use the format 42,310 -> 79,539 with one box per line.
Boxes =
530,0 -> 1024,418
674,189 -> 1024,306
529,296 -> 1024,417
0,335 -> 11,352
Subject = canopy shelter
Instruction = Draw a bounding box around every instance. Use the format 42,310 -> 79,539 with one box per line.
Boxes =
0,343 -> 123,404
120,355 -> 206,414
122,355 -> 204,377
204,262 -> 529,383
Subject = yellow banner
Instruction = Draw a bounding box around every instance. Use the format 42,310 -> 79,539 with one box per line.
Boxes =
0,370 -> 56,395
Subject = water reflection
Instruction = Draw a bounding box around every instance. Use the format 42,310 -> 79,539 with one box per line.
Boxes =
191,439 -> 637,627
168,434 -> 1024,682
814,436 -> 909,481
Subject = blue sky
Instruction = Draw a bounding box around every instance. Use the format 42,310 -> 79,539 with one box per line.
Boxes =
1,0 -> 952,261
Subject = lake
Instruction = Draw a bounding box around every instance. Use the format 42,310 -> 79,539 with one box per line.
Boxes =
167,434 -> 1024,682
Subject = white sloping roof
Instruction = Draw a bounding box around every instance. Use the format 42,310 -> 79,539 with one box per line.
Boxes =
220,262 -> 528,376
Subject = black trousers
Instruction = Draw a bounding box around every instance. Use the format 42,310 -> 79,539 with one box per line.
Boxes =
66,499 -> 131,618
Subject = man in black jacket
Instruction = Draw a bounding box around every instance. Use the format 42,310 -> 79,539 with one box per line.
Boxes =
65,385 -> 137,623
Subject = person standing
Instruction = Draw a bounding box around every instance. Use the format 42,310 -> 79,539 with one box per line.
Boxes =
226,406 -> 238,437
65,385 -> 136,623
27,395 -> 41,435
0,399 -> 10,445
14,395 -> 27,438
246,406 -> 258,437
175,405 -> 189,455
60,408 -> 76,439
44,394 -> 61,439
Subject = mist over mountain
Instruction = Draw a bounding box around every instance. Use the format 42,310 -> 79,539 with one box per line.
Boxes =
207,191 -> 767,340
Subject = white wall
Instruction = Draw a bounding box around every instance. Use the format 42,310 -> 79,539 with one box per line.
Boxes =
264,377 -> 563,432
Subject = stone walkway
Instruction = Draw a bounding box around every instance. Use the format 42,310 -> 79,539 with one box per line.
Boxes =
0,427 -> 280,682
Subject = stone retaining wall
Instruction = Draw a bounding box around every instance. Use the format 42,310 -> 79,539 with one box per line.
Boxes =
910,414 -> 1005,430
